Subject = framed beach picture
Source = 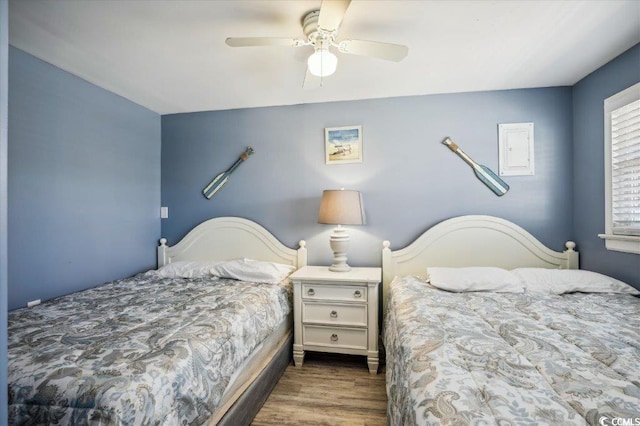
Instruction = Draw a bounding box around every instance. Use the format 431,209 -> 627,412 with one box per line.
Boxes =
325,125 -> 362,164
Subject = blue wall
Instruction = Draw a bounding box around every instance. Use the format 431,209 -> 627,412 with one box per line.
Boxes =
572,44 -> 640,288
1,0 -> 8,420
8,47 -> 162,310
162,87 -> 574,268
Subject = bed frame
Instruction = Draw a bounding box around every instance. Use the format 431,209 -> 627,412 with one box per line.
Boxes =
382,215 -> 578,306
158,216 -> 307,268
157,216 -> 306,425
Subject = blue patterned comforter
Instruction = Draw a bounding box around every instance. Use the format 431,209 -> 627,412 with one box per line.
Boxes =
8,272 -> 292,425
384,275 -> 640,426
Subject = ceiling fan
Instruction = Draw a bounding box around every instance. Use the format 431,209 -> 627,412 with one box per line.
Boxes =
225,0 -> 409,89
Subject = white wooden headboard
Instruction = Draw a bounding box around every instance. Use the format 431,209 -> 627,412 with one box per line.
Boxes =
382,215 -> 579,306
158,217 -> 307,269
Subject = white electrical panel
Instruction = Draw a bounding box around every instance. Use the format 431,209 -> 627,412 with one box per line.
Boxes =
498,122 -> 534,176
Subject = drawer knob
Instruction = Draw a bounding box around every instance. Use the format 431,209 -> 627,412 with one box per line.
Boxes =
307,288 -> 315,296
354,290 -> 362,298
330,310 -> 338,318
330,334 -> 339,342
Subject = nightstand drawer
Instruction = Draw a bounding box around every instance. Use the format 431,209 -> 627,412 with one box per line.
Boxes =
302,325 -> 367,350
301,283 -> 367,302
302,302 -> 367,326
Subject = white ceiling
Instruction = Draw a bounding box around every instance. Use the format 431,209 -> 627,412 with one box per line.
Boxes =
9,0 -> 640,115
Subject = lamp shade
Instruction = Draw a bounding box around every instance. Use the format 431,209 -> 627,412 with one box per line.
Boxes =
318,190 -> 365,225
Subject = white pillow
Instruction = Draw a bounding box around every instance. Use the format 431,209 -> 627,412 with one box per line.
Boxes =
153,261 -> 224,278
209,258 -> 295,284
426,267 -> 525,293
511,268 -> 640,295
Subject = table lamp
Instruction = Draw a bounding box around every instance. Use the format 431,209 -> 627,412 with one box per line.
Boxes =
318,189 -> 365,272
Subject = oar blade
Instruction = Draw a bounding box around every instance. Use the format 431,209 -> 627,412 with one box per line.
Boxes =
202,173 -> 229,199
474,165 -> 509,196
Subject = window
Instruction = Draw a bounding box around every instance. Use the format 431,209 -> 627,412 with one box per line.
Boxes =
599,82 -> 640,254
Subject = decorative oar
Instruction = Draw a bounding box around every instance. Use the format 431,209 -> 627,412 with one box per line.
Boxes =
202,147 -> 254,199
442,137 -> 509,196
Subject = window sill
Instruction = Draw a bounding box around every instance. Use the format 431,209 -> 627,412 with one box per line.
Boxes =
598,234 -> 640,254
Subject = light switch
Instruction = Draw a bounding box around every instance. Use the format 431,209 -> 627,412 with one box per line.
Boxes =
160,206 -> 169,219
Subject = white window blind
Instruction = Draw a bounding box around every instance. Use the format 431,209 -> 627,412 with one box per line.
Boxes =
600,82 -> 640,254
610,99 -> 640,236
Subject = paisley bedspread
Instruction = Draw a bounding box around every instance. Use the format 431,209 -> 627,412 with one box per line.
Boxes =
384,275 -> 640,426
8,273 -> 292,425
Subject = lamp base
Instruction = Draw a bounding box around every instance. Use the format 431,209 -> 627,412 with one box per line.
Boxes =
329,225 -> 351,272
329,263 -> 351,272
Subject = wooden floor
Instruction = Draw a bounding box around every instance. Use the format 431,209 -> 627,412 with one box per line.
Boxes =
252,352 -> 387,426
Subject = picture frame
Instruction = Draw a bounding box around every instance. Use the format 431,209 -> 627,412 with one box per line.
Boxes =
325,125 -> 362,164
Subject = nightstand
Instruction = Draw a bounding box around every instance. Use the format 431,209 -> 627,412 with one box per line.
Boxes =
290,265 -> 381,374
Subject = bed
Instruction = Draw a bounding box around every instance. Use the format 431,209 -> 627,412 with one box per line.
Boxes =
8,217 -> 307,425
382,215 -> 640,425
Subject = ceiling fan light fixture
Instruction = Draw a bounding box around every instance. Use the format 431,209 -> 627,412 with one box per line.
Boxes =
307,48 -> 337,77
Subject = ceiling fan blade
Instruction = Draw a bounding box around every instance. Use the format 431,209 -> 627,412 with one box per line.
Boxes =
318,0 -> 352,32
302,68 -> 322,90
226,37 -> 305,47
338,39 -> 408,62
